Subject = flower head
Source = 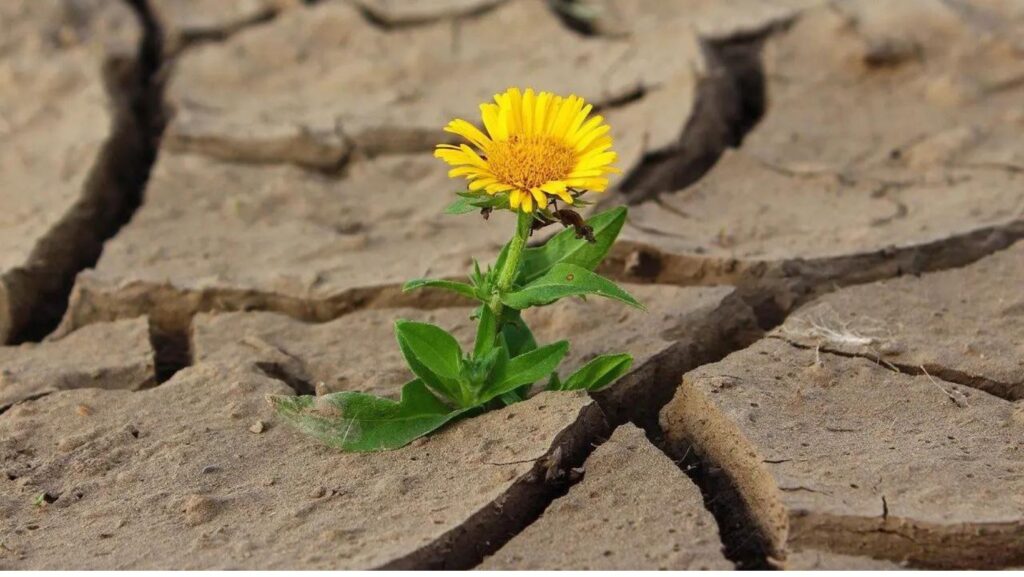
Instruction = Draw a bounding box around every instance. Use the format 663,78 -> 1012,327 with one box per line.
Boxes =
435,88 -> 619,213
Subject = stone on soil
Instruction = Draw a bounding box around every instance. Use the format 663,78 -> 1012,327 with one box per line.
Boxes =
480,424 -> 732,570
0,362 -> 606,569
660,338 -> 1024,568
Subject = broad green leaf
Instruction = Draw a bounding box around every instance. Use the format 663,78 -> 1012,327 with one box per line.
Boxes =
474,305 -> 498,357
483,341 -> 568,401
402,278 -> 478,300
500,309 -> 537,357
269,379 -> 468,452
518,207 -> 626,284
501,263 -> 644,310
395,320 -> 464,404
553,353 -> 633,392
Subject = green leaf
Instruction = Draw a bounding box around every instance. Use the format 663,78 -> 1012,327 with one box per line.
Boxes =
473,306 -> 498,358
553,353 -> 633,392
402,278 -> 478,300
269,379 -> 469,452
500,309 -> 537,357
519,207 -> 626,284
445,192 -> 511,215
395,320 -> 465,404
483,341 -> 569,401
444,196 -> 479,215
498,390 -> 525,405
501,263 -> 644,310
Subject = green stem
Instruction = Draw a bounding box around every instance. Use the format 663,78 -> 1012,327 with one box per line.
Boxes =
489,210 -> 533,319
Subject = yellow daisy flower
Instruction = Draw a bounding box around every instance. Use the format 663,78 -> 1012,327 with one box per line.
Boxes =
435,87 -> 619,213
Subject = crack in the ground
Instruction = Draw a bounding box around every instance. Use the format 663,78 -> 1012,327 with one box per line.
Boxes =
4,0 -> 165,344
770,335 -> 1022,402
613,26 -> 773,206
381,404 -> 612,569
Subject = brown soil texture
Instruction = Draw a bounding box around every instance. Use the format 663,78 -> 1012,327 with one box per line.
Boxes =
2,0 -> 1023,570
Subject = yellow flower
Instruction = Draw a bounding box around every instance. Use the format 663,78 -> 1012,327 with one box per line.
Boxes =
435,87 -> 619,213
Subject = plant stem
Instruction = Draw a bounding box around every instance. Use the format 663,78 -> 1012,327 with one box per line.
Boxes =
489,210 -> 532,318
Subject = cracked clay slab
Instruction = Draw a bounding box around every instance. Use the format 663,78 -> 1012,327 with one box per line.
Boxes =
775,241 -> 1024,400
618,0 -> 1024,286
0,318 -> 154,412
190,283 -> 737,416
660,337 -> 1024,569
0,0 -> 145,342
59,151 -> 515,337
479,424 -> 732,570
149,0 -> 300,53
352,0 -> 509,26
163,0 -> 707,172
0,362 -> 606,569
552,0 -> 822,39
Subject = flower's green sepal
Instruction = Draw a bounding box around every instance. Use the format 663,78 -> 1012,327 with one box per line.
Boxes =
268,379 -> 470,452
550,353 -> 633,392
501,263 -> 644,310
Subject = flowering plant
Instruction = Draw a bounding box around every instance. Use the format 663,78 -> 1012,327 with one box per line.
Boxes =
271,88 -> 642,451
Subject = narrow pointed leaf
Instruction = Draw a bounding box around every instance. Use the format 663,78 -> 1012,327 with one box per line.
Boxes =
395,320 -> 464,403
402,279 -> 478,300
473,305 -> 498,358
446,192 -> 512,214
269,379 -> 469,452
501,263 -> 644,310
519,207 -> 626,284
500,309 -> 537,357
553,353 -> 633,392
483,341 -> 569,401
444,196 -> 479,214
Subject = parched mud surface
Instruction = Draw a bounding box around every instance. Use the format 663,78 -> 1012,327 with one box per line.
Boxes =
2,0 -> 1023,570
479,424 -> 733,570
609,0 -> 1024,290
0,0 -> 151,343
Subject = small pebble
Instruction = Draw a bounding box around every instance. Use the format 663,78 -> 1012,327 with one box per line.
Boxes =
201,465 -> 220,474
249,421 -> 265,434
75,404 -> 93,417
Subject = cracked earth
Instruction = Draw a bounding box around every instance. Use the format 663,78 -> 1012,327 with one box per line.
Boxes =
1,0 -> 1023,570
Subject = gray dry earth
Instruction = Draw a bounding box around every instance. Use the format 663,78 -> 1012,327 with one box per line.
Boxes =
1,0 -> 1023,570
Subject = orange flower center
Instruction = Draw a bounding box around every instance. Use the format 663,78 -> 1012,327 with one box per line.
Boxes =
486,135 -> 577,191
